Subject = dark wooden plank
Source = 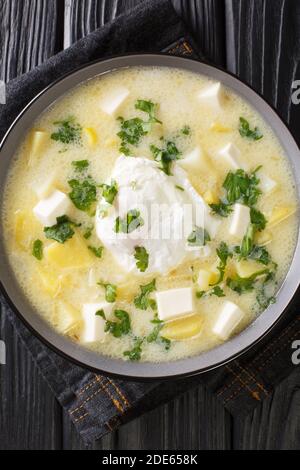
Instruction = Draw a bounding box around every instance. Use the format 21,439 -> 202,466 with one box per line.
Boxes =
0,305 -> 62,450
115,387 -> 232,450
225,0 -> 300,144
233,369 -> 300,450
0,0 -> 62,82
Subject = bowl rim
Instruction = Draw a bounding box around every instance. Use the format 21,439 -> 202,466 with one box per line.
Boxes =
0,53 -> 299,380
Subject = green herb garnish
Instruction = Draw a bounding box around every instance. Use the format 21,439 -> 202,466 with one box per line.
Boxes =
146,323 -> 171,350
68,177 -> 97,212
227,269 -> 270,294
134,246 -> 149,272
240,224 -> 255,259
72,160 -> 89,172
223,168 -> 262,206
248,245 -> 271,265
239,117 -> 263,141
95,310 -> 106,319
175,185 -> 185,192
213,242 -> 233,285
134,279 -> 157,311
44,215 -> 76,244
105,310 -> 131,338
181,125 -> 191,136
88,246 -> 103,259
135,100 -> 162,124
83,225 -> 93,239
150,141 -> 181,175
101,180 -> 118,205
209,202 -> 233,217
51,117 -> 82,145
98,283 -> 117,303
117,99 -> 161,155
115,209 -> 144,234
210,286 -> 225,297
32,240 -> 43,260
250,207 -> 267,231
187,227 -> 211,247
196,291 -> 206,299
124,338 -> 143,361
147,323 -> 163,343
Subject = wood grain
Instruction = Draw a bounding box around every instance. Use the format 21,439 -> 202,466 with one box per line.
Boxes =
0,0 -> 62,81
225,0 -> 300,145
0,305 -> 62,450
0,0 -> 300,450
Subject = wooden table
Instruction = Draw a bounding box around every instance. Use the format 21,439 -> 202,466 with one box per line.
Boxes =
0,0 -> 299,450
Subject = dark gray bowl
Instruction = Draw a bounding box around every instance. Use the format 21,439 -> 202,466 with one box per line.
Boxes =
0,54 -> 299,380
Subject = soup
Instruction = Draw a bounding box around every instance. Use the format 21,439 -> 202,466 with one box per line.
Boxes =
2,67 -> 298,363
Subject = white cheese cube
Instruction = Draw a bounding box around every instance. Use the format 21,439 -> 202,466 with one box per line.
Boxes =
156,287 -> 194,322
229,203 -> 251,239
81,302 -> 113,343
32,172 -> 58,199
33,190 -> 71,227
100,86 -> 130,115
218,142 -> 247,170
198,82 -> 224,112
178,147 -> 206,171
257,169 -> 277,193
212,300 -> 244,340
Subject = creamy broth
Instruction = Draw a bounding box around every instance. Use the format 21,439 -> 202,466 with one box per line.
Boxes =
2,67 -> 298,362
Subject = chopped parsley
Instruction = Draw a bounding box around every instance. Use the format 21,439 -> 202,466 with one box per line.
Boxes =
101,180 -> 118,205
98,283 -> 117,303
187,227 -> 211,247
209,202 -> 233,217
150,141 -> 181,175
117,99 -> 161,155
146,322 -> 170,350
223,168 -> 262,206
240,224 -> 255,259
44,215 -> 76,244
134,279 -> 157,311
105,310 -> 131,338
146,323 -> 163,343
95,309 -> 106,319
226,269 -> 270,295
115,209 -> 144,234
83,225 -> 93,239
239,117 -> 263,141
256,282 -> 276,311
51,117 -> 82,145
134,246 -> 149,272
68,177 -> 97,212
181,125 -> 191,136
210,286 -> 225,297
124,338 -> 143,361
175,185 -> 185,192
248,245 -> 271,265
196,291 -> 205,299
250,207 -> 267,231
88,246 -> 103,258
213,242 -> 233,285
32,240 -> 43,260
209,168 -> 263,219
135,100 -> 162,124
72,160 -> 89,172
